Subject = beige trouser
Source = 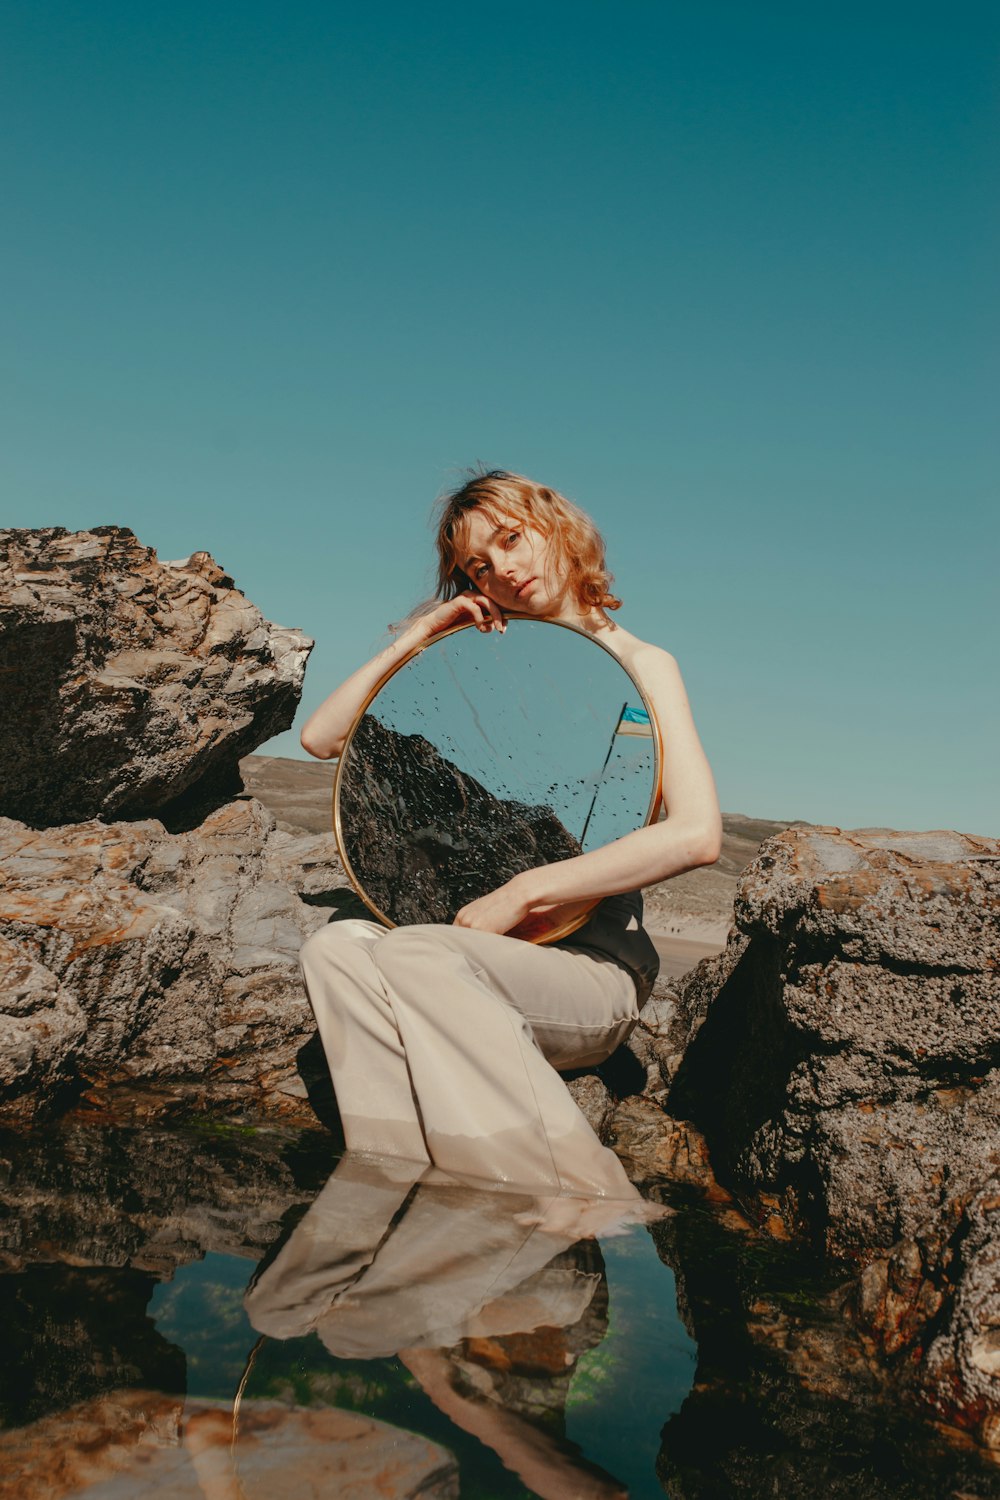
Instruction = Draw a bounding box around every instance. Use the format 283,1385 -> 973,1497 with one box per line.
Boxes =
298,919 -> 640,1196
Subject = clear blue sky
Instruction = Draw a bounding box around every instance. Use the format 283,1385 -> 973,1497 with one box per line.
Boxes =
3,2 -> 997,832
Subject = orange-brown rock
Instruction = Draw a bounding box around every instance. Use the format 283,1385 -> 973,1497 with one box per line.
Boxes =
0,1390 -> 459,1500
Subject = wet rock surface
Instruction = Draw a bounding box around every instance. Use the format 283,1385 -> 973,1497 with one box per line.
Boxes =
338,713 -> 582,924
0,1120 -> 333,1280
0,1120 -> 334,1428
850,1177 -> 1000,1446
0,527 -> 311,827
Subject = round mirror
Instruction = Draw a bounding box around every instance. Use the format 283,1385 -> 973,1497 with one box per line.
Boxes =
333,618 -> 661,942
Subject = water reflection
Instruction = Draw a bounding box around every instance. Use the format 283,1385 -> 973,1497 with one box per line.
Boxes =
244,1154 -> 667,1498
3,1122 -> 1000,1499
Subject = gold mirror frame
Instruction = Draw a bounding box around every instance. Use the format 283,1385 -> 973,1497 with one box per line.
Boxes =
331,616 -> 663,944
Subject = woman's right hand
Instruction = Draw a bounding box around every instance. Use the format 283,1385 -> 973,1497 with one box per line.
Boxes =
408,590 -> 506,646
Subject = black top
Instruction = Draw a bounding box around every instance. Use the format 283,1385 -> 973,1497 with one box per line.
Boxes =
557,890 -> 660,1008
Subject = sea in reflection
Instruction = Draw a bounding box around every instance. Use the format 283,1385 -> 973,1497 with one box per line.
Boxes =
2,1119 -> 999,1499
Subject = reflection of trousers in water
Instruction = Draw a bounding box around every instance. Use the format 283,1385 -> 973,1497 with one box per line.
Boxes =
244,1155 -> 603,1357
298,919 -> 640,1196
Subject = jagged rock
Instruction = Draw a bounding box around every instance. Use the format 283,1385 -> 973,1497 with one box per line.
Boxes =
608,1097 -> 725,1197
648,1163 -> 1000,1499
668,826 -> 1000,1260
0,527 -> 312,827
664,825 -> 1000,1454
651,1199 -> 1000,1500
0,798 -> 350,1119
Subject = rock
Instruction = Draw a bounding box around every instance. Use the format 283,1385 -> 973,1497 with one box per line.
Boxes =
667,826 -> 1000,1261
837,1180 -> 1000,1450
851,1179 -> 1000,1443
0,1392 -> 460,1500
199,1400 -> 460,1500
0,798 -> 350,1120
0,935 -> 86,1116
607,1097 -> 725,1196
0,527 -> 311,827
663,825 -> 1000,1455
651,1196 -> 1000,1500
566,1073 -> 614,1137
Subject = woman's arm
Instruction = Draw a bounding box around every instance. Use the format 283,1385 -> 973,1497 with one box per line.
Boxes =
399,1348 -> 627,1500
455,644 -> 722,933
299,591 -> 506,760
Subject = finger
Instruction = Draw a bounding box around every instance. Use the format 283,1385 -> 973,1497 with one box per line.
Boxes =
457,592 -> 488,630
464,593 -> 497,633
482,598 -> 506,633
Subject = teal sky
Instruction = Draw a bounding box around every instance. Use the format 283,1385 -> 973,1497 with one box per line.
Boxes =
3,2 -> 997,833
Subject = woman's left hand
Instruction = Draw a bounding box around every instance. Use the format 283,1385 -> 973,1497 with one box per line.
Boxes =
453,878 -> 595,939
453,879 -> 532,935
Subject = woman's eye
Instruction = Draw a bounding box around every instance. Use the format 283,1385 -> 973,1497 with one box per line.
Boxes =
475,563 -> 489,578
505,532 -> 520,546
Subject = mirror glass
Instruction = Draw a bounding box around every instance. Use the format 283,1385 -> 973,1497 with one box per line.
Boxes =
334,619 -> 660,938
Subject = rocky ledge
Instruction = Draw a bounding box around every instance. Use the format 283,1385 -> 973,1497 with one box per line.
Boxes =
0,799 -> 350,1121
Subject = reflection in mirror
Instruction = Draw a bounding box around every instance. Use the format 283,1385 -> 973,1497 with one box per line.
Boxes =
335,619 -> 659,931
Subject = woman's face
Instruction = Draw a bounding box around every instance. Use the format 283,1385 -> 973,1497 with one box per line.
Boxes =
458,508 -> 569,617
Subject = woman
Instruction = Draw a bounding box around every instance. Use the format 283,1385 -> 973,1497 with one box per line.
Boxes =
298,469 -> 721,1198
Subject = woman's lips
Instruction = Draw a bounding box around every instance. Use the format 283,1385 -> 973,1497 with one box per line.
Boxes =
514,578 -> 536,598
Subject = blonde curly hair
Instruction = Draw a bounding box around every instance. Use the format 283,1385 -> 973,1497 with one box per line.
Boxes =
432,468 -> 622,620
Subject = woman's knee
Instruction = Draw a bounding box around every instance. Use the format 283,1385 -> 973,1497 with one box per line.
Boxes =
371,924 -> 467,984
299,918 -> 383,976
